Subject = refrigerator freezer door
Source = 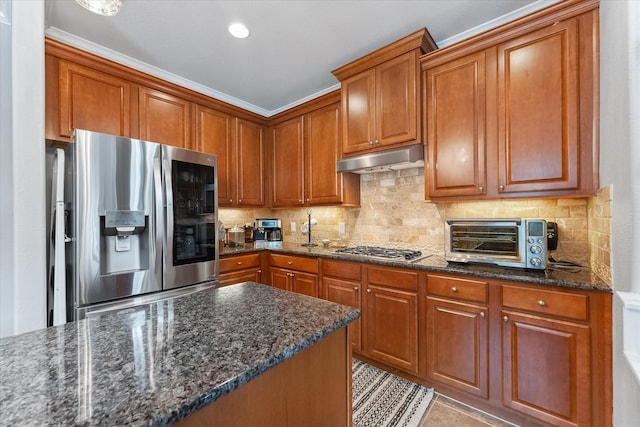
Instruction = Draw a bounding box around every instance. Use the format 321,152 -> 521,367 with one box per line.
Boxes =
162,145 -> 218,289
68,130 -> 163,309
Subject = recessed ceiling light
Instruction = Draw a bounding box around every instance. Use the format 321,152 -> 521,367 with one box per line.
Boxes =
74,0 -> 122,16
228,23 -> 250,39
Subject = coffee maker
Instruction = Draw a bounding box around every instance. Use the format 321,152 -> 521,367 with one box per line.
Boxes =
253,218 -> 282,247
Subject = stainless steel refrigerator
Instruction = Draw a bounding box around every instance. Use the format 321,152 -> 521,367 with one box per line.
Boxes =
47,129 -> 219,324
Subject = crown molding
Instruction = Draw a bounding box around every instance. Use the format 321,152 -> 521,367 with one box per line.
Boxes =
437,0 -> 562,48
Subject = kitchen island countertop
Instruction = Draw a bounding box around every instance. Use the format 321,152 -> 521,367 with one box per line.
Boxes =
0,282 -> 359,426
221,243 -> 612,293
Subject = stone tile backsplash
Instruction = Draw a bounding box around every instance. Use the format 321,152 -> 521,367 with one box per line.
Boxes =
219,167 -> 611,284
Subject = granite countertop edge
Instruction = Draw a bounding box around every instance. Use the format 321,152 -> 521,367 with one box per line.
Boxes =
160,305 -> 360,426
220,245 -> 613,293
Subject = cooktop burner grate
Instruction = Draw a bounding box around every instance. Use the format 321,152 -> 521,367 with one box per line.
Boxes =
335,246 -> 426,261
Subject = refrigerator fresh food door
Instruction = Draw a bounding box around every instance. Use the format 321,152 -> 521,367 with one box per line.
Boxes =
68,130 -> 163,310
162,145 -> 218,289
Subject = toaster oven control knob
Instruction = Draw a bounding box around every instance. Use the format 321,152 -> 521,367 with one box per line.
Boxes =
528,237 -> 535,244
530,245 -> 543,254
530,257 -> 543,267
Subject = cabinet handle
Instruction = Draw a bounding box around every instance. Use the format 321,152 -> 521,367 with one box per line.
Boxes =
236,261 -> 243,265
367,289 -> 372,294
499,185 -> 505,191
503,315 -> 509,322
538,300 -> 546,306
374,139 -> 379,145
287,261 -> 293,265
479,186 -> 484,192
354,286 -> 359,291
480,312 -> 486,318
451,286 -> 458,292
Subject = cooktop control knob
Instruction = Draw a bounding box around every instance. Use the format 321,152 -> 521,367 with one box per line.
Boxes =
530,257 -> 543,267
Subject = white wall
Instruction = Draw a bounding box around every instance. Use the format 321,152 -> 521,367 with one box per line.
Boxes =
0,0 -> 46,337
599,0 -> 640,425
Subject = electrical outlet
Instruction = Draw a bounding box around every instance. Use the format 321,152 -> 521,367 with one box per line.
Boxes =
338,222 -> 346,234
290,222 -> 296,232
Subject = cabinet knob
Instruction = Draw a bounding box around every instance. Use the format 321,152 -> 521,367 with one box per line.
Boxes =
503,315 -> 509,322
538,300 -> 546,306
479,186 -> 484,192
229,199 -> 233,203
451,286 -> 458,292
287,261 -> 293,265
480,312 -> 486,318
499,185 -> 505,191
236,261 -> 243,265
299,200 -> 303,204
375,139 -> 379,145
306,198 -> 310,202
258,269 -> 262,273
369,141 -> 374,145
238,199 -> 242,203
367,289 -> 372,294
354,286 -> 359,291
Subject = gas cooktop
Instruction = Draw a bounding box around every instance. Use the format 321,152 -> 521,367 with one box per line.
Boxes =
334,246 -> 430,263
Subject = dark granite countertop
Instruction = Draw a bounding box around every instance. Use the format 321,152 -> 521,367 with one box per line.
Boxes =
221,243 -> 612,293
0,283 -> 360,426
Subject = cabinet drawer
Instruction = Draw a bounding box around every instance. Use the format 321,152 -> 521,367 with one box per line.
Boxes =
270,254 -> 318,274
427,274 -> 488,303
322,260 -> 361,281
366,266 -> 418,291
502,284 -> 588,321
220,253 -> 261,273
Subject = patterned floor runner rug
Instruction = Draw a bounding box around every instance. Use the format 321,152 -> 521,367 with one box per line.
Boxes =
352,359 -> 434,427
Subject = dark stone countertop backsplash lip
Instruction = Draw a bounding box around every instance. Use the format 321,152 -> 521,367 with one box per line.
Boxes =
221,243 -> 612,293
0,283 -> 360,426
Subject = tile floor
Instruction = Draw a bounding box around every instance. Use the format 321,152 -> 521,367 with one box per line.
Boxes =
419,393 -> 518,427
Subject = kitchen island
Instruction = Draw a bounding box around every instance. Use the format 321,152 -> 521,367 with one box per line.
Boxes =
0,282 -> 359,426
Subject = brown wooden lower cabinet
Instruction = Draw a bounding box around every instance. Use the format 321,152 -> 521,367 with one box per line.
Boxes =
316,258 -> 611,427
502,310 -> 591,427
426,297 -> 489,398
268,254 -> 319,297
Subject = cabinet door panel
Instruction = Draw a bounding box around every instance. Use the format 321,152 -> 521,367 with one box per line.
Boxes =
305,103 -> 342,204
195,106 -> 234,206
270,268 -> 290,291
497,19 -> 579,193
236,119 -> 265,206
502,310 -> 591,427
291,271 -> 318,298
139,87 -> 191,148
271,117 -> 304,206
365,285 -> 418,374
376,52 -> 417,146
426,297 -> 488,398
58,60 -> 132,138
324,277 -> 361,351
426,51 -> 486,197
342,70 -> 375,154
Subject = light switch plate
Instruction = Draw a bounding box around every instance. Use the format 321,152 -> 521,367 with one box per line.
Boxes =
290,222 -> 296,232
339,222 -> 346,234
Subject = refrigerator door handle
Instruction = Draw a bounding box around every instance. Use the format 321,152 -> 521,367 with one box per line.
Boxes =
163,157 -> 174,275
153,155 -> 164,277
52,148 -> 67,326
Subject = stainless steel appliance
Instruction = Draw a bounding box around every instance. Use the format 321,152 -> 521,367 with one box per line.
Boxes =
253,218 -> 282,248
334,246 -> 430,263
445,218 -> 554,270
47,130 -> 218,323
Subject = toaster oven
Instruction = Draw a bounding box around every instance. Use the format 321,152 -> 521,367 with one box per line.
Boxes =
445,218 -> 555,270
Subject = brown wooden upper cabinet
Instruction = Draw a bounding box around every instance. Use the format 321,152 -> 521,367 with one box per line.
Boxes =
269,95 -> 360,208
333,28 -> 437,156
195,107 -> 265,207
139,87 -> 192,149
423,2 -> 599,200
50,59 -> 134,140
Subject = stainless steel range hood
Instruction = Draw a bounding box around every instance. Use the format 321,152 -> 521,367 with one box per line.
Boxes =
336,143 -> 425,174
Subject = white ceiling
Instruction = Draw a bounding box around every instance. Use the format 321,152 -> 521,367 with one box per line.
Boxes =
45,0 -> 559,117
